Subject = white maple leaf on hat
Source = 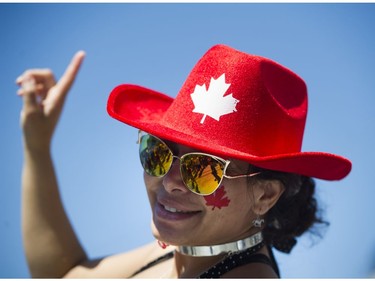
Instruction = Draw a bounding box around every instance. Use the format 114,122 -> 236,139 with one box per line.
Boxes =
191,74 -> 239,124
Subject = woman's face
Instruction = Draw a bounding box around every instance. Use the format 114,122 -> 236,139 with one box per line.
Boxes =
144,140 -> 259,247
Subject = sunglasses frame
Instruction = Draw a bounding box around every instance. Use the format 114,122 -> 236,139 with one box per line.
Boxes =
137,131 -> 260,195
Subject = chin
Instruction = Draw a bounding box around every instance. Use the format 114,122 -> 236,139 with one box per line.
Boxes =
150,220 -> 193,246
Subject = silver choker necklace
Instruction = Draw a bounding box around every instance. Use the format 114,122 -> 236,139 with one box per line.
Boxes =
176,232 -> 263,257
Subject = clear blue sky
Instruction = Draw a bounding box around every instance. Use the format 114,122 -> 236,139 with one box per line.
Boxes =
1,3 -> 375,278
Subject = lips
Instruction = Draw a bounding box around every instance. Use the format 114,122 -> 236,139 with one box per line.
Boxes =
155,201 -> 201,221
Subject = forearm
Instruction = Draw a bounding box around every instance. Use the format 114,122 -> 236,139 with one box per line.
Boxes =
22,147 -> 87,277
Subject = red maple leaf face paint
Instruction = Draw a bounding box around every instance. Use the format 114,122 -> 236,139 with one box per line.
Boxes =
204,185 -> 231,210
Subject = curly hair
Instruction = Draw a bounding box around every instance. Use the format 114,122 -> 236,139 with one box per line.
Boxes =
249,166 -> 328,253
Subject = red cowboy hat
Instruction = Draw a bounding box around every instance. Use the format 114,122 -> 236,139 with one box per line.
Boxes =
107,44 -> 351,180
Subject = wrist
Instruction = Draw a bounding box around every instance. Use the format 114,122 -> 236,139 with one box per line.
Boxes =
23,139 -> 52,159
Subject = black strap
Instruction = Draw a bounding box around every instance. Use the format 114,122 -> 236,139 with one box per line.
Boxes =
267,245 -> 281,278
129,251 -> 174,278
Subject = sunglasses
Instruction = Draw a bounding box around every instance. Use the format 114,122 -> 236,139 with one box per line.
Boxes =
138,131 -> 260,195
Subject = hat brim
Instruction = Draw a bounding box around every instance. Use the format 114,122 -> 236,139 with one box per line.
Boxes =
107,84 -> 352,181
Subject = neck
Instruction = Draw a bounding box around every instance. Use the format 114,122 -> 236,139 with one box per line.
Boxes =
173,249 -> 227,278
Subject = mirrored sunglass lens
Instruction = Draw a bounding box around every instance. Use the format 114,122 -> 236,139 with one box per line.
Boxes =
139,134 -> 173,177
180,154 -> 224,195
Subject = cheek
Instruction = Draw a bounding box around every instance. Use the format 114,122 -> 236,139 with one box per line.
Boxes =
143,173 -> 162,203
144,172 -> 161,189
204,185 -> 231,211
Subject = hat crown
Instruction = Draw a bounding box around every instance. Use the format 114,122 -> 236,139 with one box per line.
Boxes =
161,44 -> 308,157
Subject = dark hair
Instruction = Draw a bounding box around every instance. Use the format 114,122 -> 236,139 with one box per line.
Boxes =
249,166 -> 328,253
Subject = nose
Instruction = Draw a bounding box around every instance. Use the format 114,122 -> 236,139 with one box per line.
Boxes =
162,158 -> 190,194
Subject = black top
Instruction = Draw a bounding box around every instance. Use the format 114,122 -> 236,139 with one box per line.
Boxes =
130,245 -> 280,278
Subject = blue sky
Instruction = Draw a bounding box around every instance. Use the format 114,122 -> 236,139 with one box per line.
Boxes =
1,3 -> 375,278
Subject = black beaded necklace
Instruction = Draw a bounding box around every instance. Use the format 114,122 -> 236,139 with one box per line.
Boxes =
197,241 -> 265,278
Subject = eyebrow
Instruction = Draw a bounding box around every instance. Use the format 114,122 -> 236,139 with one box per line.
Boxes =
228,160 -> 249,174
160,138 -> 179,154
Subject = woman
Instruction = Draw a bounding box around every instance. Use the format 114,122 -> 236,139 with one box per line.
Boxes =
17,44 -> 351,278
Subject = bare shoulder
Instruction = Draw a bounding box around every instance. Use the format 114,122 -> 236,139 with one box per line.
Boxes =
221,262 -> 279,278
64,241 -> 164,278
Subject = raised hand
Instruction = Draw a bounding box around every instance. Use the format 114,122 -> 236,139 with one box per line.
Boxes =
17,51 -> 85,151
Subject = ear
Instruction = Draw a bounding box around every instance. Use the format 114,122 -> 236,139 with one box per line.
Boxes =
251,180 -> 285,215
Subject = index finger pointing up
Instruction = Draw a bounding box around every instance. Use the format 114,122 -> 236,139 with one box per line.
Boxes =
55,50 -> 86,99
